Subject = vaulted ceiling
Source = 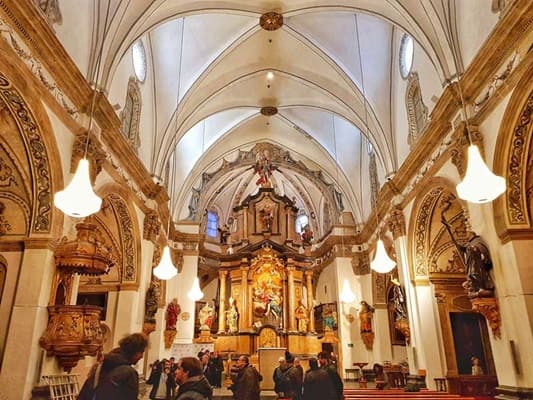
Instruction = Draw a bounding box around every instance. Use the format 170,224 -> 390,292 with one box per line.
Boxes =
53,1 -> 499,234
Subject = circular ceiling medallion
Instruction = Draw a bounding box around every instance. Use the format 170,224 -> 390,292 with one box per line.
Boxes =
261,106 -> 278,116
260,12 -> 283,31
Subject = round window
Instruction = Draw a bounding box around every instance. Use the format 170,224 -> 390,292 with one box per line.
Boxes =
399,34 -> 414,79
132,40 -> 147,82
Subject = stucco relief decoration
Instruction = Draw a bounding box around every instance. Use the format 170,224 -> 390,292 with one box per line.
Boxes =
0,23 -> 78,118
0,155 -> 16,187
0,201 -> 11,235
187,142 -> 342,221
507,90 -> 533,225
72,133 -> 106,182
34,0 -> 63,27
471,297 -> 501,339
372,271 -> 387,304
0,73 -> 52,232
143,211 -> 160,243
414,188 -> 441,276
108,194 -> 136,282
388,206 -> 406,239
352,251 -> 370,276
259,12 -> 283,31
473,51 -> 520,114
449,124 -> 483,178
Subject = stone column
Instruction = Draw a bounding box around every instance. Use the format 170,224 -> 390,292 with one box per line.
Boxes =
287,264 -> 296,332
305,270 -> 315,333
240,264 -> 249,331
218,270 -> 228,333
0,240 -> 56,400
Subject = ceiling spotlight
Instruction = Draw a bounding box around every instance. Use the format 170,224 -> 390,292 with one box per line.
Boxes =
266,71 -> 274,81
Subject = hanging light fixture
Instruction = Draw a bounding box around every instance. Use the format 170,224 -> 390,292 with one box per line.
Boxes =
453,84 -> 505,203
153,18 -> 186,281
339,279 -> 356,304
187,277 -> 204,301
153,246 -> 177,280
370,239 -> 396,274
350,14 -> 396,274
54,2 -> 113,218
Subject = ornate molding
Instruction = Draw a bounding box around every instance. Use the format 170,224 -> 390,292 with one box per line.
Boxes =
108,194 -> 136,282
449,123 -> 483,178
260,106 -> 277,116
507,90 -> 533,224
143,211 -> 160,244
473,51 -> 520,114
414,188 -> 441,277
388,206 -> 406,239
0,17 -> 78,118
0,73 -> 52,232
72,132 -> 106,182
471,297 -> 501,339
259,12 -> 283,31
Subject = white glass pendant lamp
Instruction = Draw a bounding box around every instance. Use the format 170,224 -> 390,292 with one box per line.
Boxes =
54,158 -> 102,218
153,245 -> 177,280
456,144 -> 506,204
370,239 -> 396,274
187,277 -> 204,301
339,279 -> 356,304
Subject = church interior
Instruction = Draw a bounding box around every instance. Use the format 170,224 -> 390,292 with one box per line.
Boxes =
0,1 -> 532,399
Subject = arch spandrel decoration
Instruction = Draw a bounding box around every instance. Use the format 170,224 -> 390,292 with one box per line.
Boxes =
0,73 -> 53,234
410,180 -> 469,279
79,192 -> 139,287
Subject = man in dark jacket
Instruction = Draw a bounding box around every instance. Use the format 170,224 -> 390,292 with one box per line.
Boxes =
317,351 -> 343,400
229,355 -> 262,400
302,358 -> 336,400
78,332 -> 149,400
174,357 -> 213,400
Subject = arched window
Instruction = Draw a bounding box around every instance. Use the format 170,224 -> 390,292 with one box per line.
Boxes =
295,212 -> 309,234
206,211 -> 219,238
399,34 -> 414,79
132,40 -> 147,83
405,72 -> 428,149
121,77 -> 142,151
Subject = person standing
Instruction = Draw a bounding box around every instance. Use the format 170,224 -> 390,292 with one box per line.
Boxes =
273,356 -> 288,396
208,351 -> 224,388
229,355 -> 262,400
174,357 -> 213,400
78,333 -> 149,400
317,351 -> 343,400
303,358 -> 336,400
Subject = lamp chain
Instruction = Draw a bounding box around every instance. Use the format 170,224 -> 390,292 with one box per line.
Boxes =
84,0 -> 112,157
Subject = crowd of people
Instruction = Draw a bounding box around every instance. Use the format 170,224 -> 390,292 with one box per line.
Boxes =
271,351 -> 344,400
77,332 -> 390,400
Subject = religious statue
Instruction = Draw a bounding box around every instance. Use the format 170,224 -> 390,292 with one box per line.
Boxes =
165,298 -> 181,331
225,297 -> 239,333
471,356 -> 484,375
259,205 -> 274,231
218,223 -> 231,244
144,284 -> 159,323
301,224 -> 313,245
359,301 -> 374,333
322,304 -> 338,331
441,216 -> 495,298
391,278 -> 408,321
295,301 -> 309,332
198,302 -> 215,331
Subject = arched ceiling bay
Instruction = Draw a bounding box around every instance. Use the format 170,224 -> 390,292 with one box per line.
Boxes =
62,0 -> 496,227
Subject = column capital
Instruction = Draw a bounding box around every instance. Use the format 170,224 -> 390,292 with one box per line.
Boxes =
219,269 -> 229,277
387,205 -> 406,239
304,270 -> 313,279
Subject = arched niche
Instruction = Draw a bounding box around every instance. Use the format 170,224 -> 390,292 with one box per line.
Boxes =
78,185 -> 142,290
0,71 -> 63,238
